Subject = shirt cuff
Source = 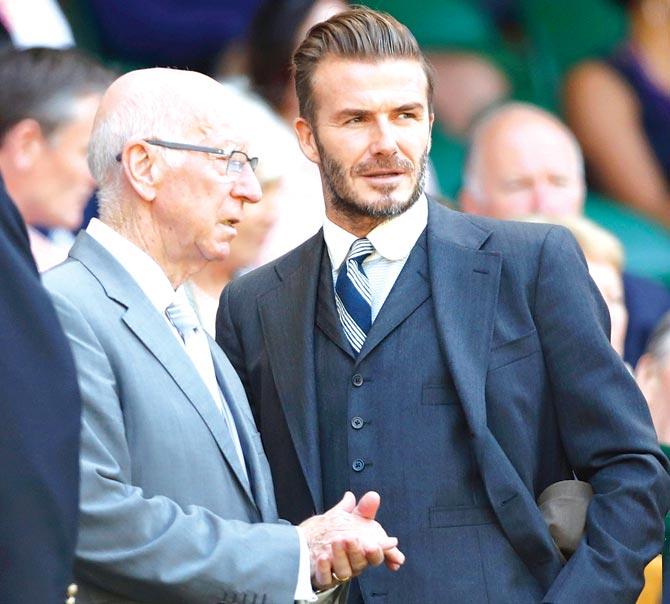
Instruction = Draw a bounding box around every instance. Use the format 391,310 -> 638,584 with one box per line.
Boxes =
294,526 -> 318,602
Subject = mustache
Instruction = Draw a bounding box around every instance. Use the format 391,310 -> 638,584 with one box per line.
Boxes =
353,157 -> 414,175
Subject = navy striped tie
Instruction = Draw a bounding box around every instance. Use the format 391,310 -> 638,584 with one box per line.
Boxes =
335,238 -> 375,354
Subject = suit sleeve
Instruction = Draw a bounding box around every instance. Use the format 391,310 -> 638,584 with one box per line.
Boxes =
48,289 -> 302,604
534,227 -> 670,603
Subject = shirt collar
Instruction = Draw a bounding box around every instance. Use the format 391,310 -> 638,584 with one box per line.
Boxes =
323,194 -> 428,270
86,218 -> 182,315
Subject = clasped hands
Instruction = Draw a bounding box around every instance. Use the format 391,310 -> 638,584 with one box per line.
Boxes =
298,491 -> 405,590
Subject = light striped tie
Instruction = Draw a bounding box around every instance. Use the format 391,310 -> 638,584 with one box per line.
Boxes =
335,238 -> 375,354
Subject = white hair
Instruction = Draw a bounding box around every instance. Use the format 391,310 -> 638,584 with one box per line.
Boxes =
462,102 -> 585,205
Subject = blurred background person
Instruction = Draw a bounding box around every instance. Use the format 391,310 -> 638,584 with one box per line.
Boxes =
636,311 -> 670,447
0,47 -> 112,271
526,214 -> 629,358
217,0 -> 349,262
185,84 -> 288,334
564,0 -> 670,230
459,102 -> 670,366
0,177 -> 82,604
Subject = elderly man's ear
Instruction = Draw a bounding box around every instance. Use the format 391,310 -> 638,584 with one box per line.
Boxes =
121,141 -> 163,202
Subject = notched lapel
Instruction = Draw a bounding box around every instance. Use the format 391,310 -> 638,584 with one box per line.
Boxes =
71,232 -> 255,503
357,233 -> 430,365
122,306 -> 254,503
427,209 -> 500,436
258,235 -> 324,513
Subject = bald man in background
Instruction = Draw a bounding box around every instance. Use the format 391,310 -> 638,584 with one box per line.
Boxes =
459,102 -> 670,366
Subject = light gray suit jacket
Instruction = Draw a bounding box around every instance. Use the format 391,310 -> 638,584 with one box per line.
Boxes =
43,232 -> 301,604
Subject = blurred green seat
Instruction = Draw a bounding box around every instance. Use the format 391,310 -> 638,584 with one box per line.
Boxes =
517,0 -> 627,110
585,192 -> 670,288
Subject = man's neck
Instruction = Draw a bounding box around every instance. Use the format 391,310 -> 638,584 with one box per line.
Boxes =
103,216 -> 197,290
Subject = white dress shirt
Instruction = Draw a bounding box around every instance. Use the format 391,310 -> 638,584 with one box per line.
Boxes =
323,194 -> 429,322
86,219 -> 316,601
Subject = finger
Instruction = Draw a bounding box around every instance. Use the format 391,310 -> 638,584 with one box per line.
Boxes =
379,536 -> 398,550
363,544 -> 384,567
330,539 -> 353,581
353,491 -> 380,519
332,491 -> 356,513
383,546 -> 406,568
344,537 -> 369,576
314,554 -> 332,588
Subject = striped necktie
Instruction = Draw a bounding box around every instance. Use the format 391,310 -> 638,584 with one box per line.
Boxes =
335,238 -> 375,354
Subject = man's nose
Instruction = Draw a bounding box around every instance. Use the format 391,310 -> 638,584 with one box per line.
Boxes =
233,166 -> 262,205
531,181 -> 552,214
369,119 -> 398,156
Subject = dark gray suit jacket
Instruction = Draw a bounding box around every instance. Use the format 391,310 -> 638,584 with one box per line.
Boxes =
217,201 -> 670,602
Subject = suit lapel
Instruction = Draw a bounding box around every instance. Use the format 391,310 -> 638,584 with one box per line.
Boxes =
426,205 -> 499,436
209,339 -> 263,512
357,231 -> 430,365
258,232 -> 324,513
315,244 -> 353,357
69,232 -> 256,507
427,204 -> 563,587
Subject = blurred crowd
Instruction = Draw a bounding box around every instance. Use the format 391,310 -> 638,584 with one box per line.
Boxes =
1,1 -> 670,602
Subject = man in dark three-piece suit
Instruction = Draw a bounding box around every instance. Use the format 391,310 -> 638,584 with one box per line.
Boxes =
0,179 -> 81,603
216,7 -> 670,603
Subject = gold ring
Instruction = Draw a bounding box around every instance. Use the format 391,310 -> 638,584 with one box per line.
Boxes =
332,572 -> 349,584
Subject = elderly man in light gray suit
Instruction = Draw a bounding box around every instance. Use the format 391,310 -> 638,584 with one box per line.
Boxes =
43,68 -> 404,604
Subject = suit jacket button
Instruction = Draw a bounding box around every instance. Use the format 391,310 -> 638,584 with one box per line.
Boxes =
352,373 -> 363,387
352,458 -> 365,472
351,416 -> 364,429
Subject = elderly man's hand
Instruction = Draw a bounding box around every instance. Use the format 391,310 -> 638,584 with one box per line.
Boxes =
298,491 -> 405,590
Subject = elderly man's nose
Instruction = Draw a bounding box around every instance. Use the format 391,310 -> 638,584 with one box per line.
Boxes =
234,167 -> 262,204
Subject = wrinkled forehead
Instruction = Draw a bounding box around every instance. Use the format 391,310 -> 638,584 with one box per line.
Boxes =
187,103 -> 250,151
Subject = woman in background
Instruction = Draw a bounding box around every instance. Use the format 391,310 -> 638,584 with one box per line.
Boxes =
564,0 -> 670,230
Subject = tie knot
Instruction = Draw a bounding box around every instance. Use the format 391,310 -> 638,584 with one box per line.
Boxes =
165,301 -> 200,341
347,238 -> 374,265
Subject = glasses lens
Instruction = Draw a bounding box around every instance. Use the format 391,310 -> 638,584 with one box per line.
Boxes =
226,151 -> 247,175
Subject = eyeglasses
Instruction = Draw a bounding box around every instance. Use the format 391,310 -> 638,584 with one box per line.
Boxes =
115,138 -> 259,175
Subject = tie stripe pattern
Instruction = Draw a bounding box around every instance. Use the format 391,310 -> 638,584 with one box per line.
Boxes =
335,238 -> 375,353
165,301 -> 199,342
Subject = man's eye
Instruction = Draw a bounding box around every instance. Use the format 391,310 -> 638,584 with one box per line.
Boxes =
345,116 -> 363,125
228,158 -> 244,172
398,112 -> 416,120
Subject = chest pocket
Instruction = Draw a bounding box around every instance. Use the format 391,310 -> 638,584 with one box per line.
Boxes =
489,329 -> 540,372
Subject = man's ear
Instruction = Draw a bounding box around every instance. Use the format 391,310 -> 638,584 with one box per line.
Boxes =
120,141 -> 161,201
3,119 -> 45,170
294,117 -> 321,165
427,111 -> 434,155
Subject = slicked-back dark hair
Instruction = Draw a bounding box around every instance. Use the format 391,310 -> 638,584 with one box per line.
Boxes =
292,5 -> 434,124
0,47 -> 113,141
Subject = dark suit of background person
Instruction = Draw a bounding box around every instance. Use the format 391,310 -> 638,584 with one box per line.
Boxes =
217,198 -> 670,603
0,180 -> 81,604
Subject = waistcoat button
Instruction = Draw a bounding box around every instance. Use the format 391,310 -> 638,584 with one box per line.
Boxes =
352,373 -> 363,387
351,416 -> 364,429
352,458 -> 365,472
